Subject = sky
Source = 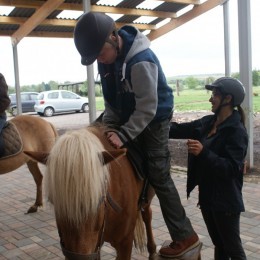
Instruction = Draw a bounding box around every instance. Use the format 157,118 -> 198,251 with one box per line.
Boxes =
0,0 -> 260,87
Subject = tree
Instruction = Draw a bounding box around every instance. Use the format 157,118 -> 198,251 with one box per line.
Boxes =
252,69 -> 260,86
205,76 -> 215,85
48,81 -> 59,90
231,72 -> 240,80
185,76 -> 199,89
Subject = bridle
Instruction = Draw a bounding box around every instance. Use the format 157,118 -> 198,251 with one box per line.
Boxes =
61,245 -> 101,260
59,192 -> 122,260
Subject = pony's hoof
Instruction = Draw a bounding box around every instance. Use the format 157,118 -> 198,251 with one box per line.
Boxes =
26,205 -> 38,214
149,252 -> 158,259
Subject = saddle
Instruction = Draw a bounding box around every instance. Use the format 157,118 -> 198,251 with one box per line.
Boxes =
0,121 -> 23,159
123,141 -> 147,181
122,141 -> 151,208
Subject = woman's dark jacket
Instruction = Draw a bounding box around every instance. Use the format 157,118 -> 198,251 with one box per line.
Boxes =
0,73 -> 10,133
169,111 -> 248,213
0,73 -> 10,115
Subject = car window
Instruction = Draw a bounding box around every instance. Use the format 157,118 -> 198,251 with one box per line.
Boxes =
61,91 -> 77,99
30,94 -> 38,100
48,92 -> 59,99
37,93 -> 44,100
21,94 -> 30,101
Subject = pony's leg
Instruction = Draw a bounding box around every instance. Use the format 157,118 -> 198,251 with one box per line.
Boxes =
141,185 -> 156,258
114,236 -> 134,260
26,160 -> 43,213
141,205 -> 157,258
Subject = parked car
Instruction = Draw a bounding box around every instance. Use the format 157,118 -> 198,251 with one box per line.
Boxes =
8,92 -> 39,116
34,90 -> 89,117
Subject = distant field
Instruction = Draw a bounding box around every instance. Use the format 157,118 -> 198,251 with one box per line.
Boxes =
173,89 -> 210,112
95,87 -> 260,112
174,88 -> 260,112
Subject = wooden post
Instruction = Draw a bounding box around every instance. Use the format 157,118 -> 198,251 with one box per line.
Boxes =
176,80 -> 180,96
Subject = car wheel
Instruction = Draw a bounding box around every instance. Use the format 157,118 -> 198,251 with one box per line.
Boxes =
11,107 -> 17,116
82,103 -> 89,113
44,107 -> 54,117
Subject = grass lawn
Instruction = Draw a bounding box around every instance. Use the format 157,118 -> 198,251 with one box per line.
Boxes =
95,87 -> 260,112
174,88 -> 260,112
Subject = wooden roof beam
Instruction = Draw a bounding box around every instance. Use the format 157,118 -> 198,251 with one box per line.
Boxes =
147,0 -> 226,41
0,0 -> 177,19
0,16 -> 156,31
0,30 -> 73,38
0,0 -> 40,8
0,16 -> 76,26
11,0 -> 65,45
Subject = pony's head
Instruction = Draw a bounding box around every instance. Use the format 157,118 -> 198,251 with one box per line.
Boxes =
47,128 -> 126,257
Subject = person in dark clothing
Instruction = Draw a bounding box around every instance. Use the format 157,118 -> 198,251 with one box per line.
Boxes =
0,73 -> 11,156
169,77 -> 248,260
74,12 -> 200,258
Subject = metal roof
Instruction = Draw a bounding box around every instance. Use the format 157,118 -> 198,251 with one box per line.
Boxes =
0,0 -> 225,45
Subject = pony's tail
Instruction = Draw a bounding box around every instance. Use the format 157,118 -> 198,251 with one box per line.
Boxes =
134,210 -> 147,253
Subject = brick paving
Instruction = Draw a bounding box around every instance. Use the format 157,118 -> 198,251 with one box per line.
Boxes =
1,164 -> 260,259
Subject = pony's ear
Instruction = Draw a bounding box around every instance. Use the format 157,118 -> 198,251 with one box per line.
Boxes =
24,151 -> 49,164
102,148 -> 127,165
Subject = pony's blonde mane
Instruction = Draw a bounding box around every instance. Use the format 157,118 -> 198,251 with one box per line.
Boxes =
44,128 -> 109,228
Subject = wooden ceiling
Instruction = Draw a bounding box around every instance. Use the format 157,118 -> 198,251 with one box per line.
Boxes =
0,0 -> 225,45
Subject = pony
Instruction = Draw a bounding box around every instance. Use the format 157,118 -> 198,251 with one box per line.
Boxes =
29,125 -> 157,259
26,124 -> 202,259
0,115 -> 57,213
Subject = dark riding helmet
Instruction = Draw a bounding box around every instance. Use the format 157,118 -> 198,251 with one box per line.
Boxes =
74,12 -> 116,65
205,77 -> 245,106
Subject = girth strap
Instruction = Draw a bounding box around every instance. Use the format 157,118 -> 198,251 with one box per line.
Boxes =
106,192 -> 122,213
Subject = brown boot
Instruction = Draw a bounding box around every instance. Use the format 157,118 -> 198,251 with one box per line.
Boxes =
159,233 -> 200,258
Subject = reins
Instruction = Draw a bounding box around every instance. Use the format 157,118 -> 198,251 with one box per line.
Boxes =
59,191 -> 122,260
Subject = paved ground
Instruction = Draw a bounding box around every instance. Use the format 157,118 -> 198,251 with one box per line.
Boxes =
1,112 -> 260,259
1,165 -> 260,259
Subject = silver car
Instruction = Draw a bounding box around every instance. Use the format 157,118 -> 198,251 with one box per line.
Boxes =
34,90 -> 89,117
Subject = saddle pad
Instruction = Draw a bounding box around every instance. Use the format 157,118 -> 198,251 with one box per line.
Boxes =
0,122 -> 23,159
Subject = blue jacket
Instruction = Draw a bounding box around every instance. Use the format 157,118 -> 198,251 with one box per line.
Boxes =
98,26 -> 173,142
169,111 -> 248,213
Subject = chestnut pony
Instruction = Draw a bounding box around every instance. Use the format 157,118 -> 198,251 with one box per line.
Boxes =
40,125 -> 156,259
0,115 -> 57,213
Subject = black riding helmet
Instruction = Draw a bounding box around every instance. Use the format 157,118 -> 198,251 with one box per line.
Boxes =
205,77 -> 245,106
74,12 -> 117,65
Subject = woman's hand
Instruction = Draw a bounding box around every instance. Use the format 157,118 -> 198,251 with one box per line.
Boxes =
106,132 -> 123,149
187,139 -> 203,156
